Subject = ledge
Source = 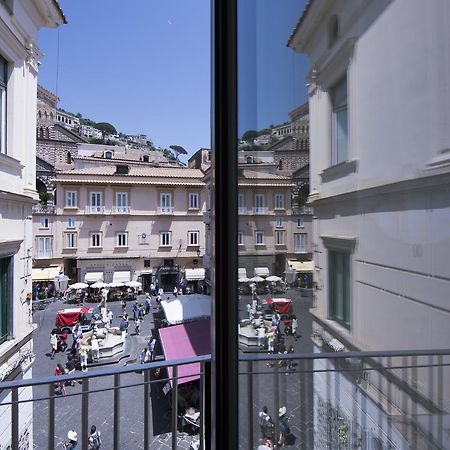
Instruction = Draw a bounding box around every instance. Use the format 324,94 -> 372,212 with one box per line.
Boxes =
320,159 -> 358,183
0,152 -> 24,171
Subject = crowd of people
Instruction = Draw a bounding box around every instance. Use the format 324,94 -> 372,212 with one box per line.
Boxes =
61,425 -> 102,449
258,405 -> 292,448
33,281 -> 55,300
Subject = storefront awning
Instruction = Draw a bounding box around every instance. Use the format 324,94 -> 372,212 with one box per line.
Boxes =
287,260 -> 314,273
161,295 -> 211,325
159,318 -> 211,385
254,267 -> 270,277
185,268 -> 205,281
238,268 -> 247,278
84,272 -> 104,283
32,266 -> 61,282
112,271 -> 131,283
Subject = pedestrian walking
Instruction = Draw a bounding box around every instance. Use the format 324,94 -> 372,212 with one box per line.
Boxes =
150,282 -> 155,296
90,335 -> 99,363
121,298 -> 126,314
88,425 -> 102,449
138,303 -> 145,319
258,406 -> 274,439
63,430 -> 78,449
291,315 -> 301,340
79,340 -> 89,373
132,301 -> 139,321
72,324 -> 82,350
140,347 -> 151,364
173,286 -> 178,297
158,287 -> 163,296
277,406 -> 291,447
266,329 -> 275,353
50,332 -> 58,359
55,363 -> 66,395
246,303 -> 252,319
145,294 -> 151,315
119,316 -> 128,341
148,337 -> 157,361
135,317 -> 141,335
107,309 -> 113,327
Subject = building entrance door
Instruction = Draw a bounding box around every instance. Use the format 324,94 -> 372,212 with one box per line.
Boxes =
159,273 -> 178,292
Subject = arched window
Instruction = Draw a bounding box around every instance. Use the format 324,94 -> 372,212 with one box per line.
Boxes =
328,15 -> 339,47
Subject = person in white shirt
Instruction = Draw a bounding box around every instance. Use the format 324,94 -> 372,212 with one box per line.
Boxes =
90,335 -> 100,363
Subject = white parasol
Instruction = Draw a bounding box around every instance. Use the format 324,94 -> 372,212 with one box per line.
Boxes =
266,275 -> 282,282
125,281 -> 142,288
91,281 -> 108,289
238,277 -> 250,283
108,282 -> 125,288
68,282 -> 89,290
250,276 -> 265,283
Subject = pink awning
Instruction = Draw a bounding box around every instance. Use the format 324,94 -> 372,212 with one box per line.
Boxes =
159,318 -> 211,385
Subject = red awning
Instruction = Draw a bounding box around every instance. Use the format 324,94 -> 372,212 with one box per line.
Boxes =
159,318 -> 210,385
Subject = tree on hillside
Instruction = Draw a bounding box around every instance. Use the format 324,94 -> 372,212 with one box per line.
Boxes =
95,122 -> 117,142
242,130 -> 258,142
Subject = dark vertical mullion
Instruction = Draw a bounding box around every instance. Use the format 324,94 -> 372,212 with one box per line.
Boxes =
212,0 -> 238,449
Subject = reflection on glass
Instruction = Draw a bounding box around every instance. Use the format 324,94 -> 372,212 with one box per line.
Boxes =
236,0 -> 450,449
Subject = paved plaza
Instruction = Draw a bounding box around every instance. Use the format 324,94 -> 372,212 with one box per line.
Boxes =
29,288 -> 313,449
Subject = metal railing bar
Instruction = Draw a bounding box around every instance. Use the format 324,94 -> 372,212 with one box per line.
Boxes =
143,369 -> 150,450
237,362 -> 450,377
11,387 -> 18,450
113,373 -> 120,450
48,382 -> 55,450
239,348 -> 450,362
0,370 -> 207,407
199,361 -> 205,450
0,354 -> 212,390
81,378 -> 89,450
171,365 -> 178,450
247,360 -> 253,450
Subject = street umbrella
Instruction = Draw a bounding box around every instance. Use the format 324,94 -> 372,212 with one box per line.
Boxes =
68,282 -> 89,290
238,277 -> 250,283
108,282 -> 125,288
125,281 -> 142,288
266,275 -> 282,282
91,281 -> 107,289
250,276 -> 265,283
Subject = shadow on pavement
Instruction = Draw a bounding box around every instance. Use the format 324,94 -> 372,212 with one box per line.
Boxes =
150,368 -> 173,436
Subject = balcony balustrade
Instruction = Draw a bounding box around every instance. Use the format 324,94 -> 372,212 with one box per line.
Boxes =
111,206 -> 131,214
252,206 -> 268,214
292,205 -> 313,215
238,207 -> 247,214
85,205 -> 105,214
159,206 -> 174,214
0,349 -> 448,449
32,204 -> 55,214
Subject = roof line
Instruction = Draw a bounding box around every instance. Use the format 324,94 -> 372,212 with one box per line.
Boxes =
286,0 -> 314,48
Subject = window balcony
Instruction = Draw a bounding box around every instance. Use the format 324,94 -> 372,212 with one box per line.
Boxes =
111,206 -> 131,214
292,205 -> 313,215
85,206 -> 105,214
238,207 -> 247,214
252,207 -> 268,214
159,206 -> 174,214
1,349 -> 448,449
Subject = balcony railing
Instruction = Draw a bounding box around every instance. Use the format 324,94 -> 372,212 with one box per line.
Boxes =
32,204 -> 55,214
159,206 -> 174,214
252,207 -> 268,214
1,349 -> 449,449
238,207 -> 247,214
292,205 -> 313,215
111,206 -> 131,214
85,205 -> 105,214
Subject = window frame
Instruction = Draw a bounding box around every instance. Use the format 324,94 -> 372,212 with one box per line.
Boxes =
274,193 -> 285,210
275,217 -> 284,228
188,192 -> 199,210
160,192 -> 173,213
39,217 -> 49,229
116,232 -> 128,248
159,231 -> 172,247
89,232 -> 102,248
275,230 -> 285,246
330,75 -> 349,165
255,231 -> 265,246
187,230 -> 200,246
64,232 -> 77,249
36,236 -> 52,259
237,232 -> 244,246
0,256 -> 12,344
294,233 -> 307,253
0,55 -> 7,155
328,250 -> 351,328
65,190 -> 78,208
67,217 -> 76,229
297,217 -> 304,228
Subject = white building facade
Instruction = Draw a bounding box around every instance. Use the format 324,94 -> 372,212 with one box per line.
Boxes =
0,0 -> 65,448
289,0 -> 450,448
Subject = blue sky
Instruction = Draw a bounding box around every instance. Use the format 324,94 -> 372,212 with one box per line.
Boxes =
38,1 -> 308,157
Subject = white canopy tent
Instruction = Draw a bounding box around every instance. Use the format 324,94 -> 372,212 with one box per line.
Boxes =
160,295 -> 211,325
254,267 -> 270,277
112,271 -> 131,283
185,268 -> 205,281
84,272 -> 104,284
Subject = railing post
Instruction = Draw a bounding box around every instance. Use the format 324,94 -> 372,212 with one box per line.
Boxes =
11,387 -> 18,450
144,368 -> 150,450
114,373 -> 120,450
273,363 -> 280,446
247,360 -> 253,450
171,365 -> 178,450
48,382 -> 55,450
81,377 -> 89,450
199,361 -> 205,450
